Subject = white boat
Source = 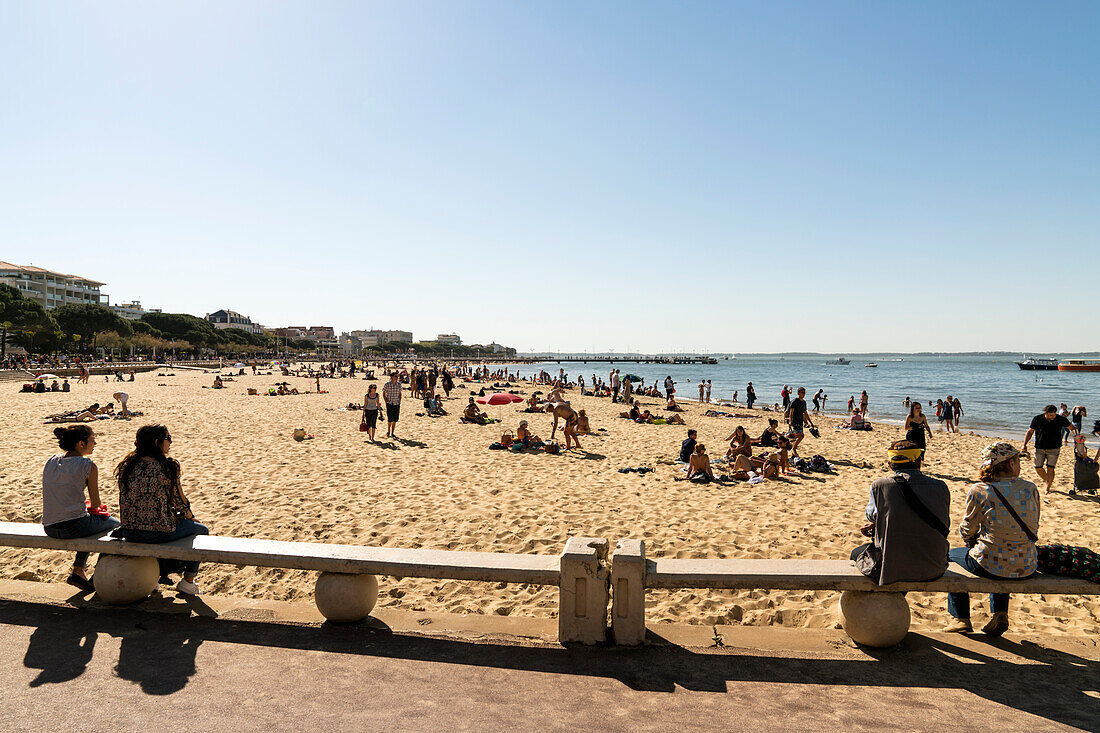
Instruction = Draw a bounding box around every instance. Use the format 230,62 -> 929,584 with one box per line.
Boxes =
864,363 -> 878,368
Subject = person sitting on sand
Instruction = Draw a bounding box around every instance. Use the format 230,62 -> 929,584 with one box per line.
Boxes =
516,420 -> 542,447
464,397 -> 489,424
757,419 -> 781,447
524,393 -> 544,412
576,409 -> 592,435
212,376 -> 224,389
728,452 -> 779,480
725,425 -> 752,460
666,396 -> 684,412
686,443 -> 715,482
424,394 -> 447,416
851,440 -> 950,587
619,400 -> 642,421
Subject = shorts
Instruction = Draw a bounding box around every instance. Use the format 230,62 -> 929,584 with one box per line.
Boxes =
790,426 -> 804,436
364,409 -> 379,429
1034,447 -> 1060,469
385,403 -> 400,423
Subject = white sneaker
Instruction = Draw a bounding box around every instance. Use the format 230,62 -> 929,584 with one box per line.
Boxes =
176,578 -> 201,596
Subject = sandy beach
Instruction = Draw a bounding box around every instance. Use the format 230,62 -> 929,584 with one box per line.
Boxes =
2,366 -> 1097,636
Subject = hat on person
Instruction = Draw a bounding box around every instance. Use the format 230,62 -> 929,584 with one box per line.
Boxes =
980,442 -> 1020,470
887,440 -> 923,466
519,420 -> 528,427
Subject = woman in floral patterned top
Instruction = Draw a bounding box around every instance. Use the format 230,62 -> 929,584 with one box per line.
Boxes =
945,442 -> 1039,636
115,424 -> 208,596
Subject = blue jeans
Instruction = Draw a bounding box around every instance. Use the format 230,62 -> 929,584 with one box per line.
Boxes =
44,513 -> 122,567
121,519 -> 209,575
946,547 -> 1030,619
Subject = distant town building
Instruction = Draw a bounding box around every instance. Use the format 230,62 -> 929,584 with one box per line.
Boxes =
339,329 -> 414,352
436,333 -> 461,346
205,309 -> 263,335
109,300 -> 161,320
490,342 -> 505,353
0,261 -> 106,310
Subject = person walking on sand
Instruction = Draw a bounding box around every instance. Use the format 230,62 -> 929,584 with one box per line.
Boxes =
785,387 -> 816,458
1023,404 -> 1076,493
382,372 -> 403,438
746,382 -> 756,409
664,375 -> 675,400
611,369 -> 620,403
361,384 -> 382,441
781,385 -> 791,410
942,395 -> 956,433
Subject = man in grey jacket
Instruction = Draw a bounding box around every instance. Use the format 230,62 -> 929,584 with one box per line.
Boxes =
851,440 -> 951,585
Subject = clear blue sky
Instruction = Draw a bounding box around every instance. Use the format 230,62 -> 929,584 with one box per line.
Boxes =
2,1 -> 1097,352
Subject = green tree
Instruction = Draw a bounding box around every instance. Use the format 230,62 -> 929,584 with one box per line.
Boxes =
52,303 -> 133,352
0,283 -> 59,359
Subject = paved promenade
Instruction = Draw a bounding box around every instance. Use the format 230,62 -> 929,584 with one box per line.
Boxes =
0,582 -> 1097,732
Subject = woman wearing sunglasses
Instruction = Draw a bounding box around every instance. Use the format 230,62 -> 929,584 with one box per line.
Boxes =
115,424 -> 208,595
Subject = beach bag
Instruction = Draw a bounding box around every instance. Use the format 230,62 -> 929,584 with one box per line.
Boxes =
1037,545 -> 1100,583
545,443 -> 561,455
1073,457 -> 1099,492
810,455 -> 829,472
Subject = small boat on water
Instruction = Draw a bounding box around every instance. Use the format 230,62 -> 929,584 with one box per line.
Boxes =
1057,359 -> 1100,372
1017,357 -> 1060,371
825,357 -> 850,365
864,362 -> 878,368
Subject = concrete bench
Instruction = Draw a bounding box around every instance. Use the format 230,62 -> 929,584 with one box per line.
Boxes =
0,522 -> 611,644
610,540 -> 1100,647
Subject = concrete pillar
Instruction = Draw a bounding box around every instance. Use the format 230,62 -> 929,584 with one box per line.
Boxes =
93,555 -> 160,604
558,536 -> 609,644
838,590 -> 910,647
611,539 -> 646,645
315,572 -> 379,623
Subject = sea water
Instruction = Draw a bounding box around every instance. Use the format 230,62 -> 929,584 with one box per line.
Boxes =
507,356 -> 1099,441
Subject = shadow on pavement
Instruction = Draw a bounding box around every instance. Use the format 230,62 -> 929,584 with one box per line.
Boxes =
4,599 -> 1098,729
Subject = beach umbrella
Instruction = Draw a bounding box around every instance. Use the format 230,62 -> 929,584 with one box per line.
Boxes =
625,374 -> 643,383
476,392 -> 523,421
233,362 -> 246,368
36,374 -> 60,381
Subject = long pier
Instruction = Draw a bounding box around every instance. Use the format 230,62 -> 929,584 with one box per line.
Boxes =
522,357 -> 719,365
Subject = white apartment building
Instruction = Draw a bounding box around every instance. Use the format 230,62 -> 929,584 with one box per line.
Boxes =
348,329 -> 413,348
205,309 -> 264,335
0,261 -> 106,310
109,300 -> 161,320
436,333 -> 461,346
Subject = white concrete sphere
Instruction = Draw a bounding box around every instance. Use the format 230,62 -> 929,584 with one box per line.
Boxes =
93,555 -> 160,604
315,572 -> 378,622
838,590 -> 911,647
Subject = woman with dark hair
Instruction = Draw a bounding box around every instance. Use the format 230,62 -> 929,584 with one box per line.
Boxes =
904,403 -> 933,455
42,425 -> 121,591
725,426 -> 752,460
757,419 -> 781,447
115,424 -> 208,595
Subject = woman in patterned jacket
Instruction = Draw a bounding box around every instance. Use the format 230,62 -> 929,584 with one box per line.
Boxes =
945,442 -> 1039,636
115,424 -> 208,596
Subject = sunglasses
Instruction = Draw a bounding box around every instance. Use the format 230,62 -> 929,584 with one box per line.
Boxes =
164,435 -> 173,443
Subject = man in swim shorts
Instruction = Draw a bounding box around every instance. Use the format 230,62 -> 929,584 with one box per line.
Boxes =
1023,404 -> 1076,493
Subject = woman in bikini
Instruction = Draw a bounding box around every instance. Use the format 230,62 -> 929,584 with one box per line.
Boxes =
905,402 -> 933,457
